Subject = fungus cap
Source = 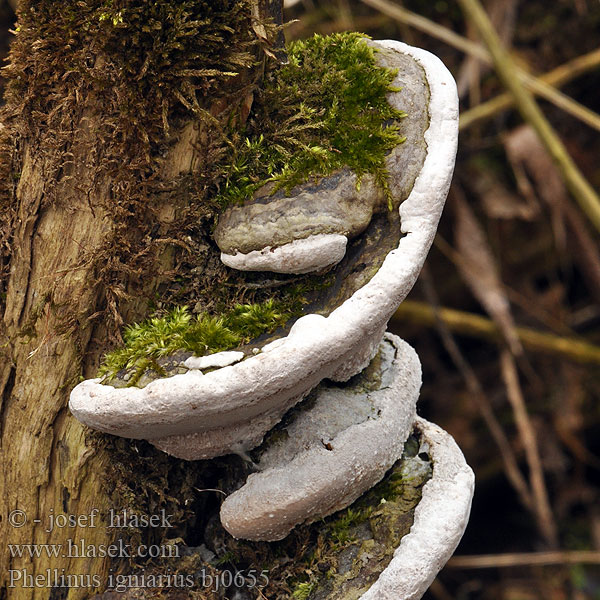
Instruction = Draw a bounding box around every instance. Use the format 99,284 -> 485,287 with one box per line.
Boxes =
359,417 -> 475,600
69,40 -> 458,460
220,333 -> 420,541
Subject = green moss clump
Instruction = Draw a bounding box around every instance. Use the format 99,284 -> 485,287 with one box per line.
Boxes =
218,32 -> 406,209
98,298 -> 301,385
5,0 -> 260,158
292,581 -> 316,599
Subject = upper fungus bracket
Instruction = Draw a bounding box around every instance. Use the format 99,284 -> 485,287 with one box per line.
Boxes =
212,33 -> 409,275
69,37 -> 458,463
213,38 -> 456,278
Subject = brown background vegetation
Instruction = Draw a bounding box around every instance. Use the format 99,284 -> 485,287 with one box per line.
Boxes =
0,0 -> 598,598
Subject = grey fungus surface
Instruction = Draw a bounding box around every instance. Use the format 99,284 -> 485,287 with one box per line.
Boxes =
288,417 -> 473,600
214,167 -> 382,255
69,39 -> 459,463
215,168 -> 382,273
220,334 -> 420,541
359,417 -> 475,600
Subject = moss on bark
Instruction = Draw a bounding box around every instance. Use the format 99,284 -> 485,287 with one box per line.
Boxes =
0,3 -> 283,599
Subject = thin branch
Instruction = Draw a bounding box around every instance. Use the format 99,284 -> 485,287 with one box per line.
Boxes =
519,77 -> 600,133
419,269 -> 534,512
448,550 -> 600,569
392,301 -> 600,365
461,48 -> 600,130
360,0 -> 600,134
361,0 -> 488,58
500,350 -> 558,547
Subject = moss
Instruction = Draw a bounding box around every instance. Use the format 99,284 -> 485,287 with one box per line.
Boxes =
98,298 -> 304,385
293,581 -> 316,599
1,17 -> 405,371
0,0 -> 278,346
328,508 -> 366,546
217,32 -> 406,210
4,0 -> 261,156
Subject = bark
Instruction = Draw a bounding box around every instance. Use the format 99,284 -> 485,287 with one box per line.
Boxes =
0,3 -> 284,599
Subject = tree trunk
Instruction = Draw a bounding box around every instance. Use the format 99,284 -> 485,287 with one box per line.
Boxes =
0,2 -> 283,598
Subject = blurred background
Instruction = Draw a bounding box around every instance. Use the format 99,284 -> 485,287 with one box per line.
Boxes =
1,0 -> 598,598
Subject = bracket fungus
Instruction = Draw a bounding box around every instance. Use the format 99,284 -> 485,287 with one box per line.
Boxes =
220,333 -> 420,542
70,38 -> 474,598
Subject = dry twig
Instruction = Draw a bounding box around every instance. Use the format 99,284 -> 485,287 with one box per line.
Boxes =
500,349 -> 558,547
448,550 -> 600,569
451,187 -> 522,356
418,269 -> 535,513
392,301 -> 600,365
461,48 -> 600,130
360,0 -> 600,135
504,125 -> 600,306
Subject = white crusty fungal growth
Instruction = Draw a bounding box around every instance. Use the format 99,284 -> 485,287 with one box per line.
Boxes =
359,417 -> 475,600
184,351 -> 244,370
220,233 -> 348,274
69,39 -> 459,461
220,334 -> 420,541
